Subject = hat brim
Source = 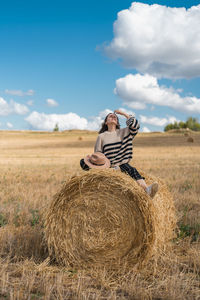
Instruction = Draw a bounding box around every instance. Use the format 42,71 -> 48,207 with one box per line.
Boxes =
84,155 -> 110,169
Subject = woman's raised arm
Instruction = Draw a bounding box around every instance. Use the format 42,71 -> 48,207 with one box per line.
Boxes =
114,109 -> 132,119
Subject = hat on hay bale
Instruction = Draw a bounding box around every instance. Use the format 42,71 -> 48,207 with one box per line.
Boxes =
44,169 -> 176,270
84,152 -> 110,169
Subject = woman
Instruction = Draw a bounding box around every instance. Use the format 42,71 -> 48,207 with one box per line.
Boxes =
80,110 -> 158,198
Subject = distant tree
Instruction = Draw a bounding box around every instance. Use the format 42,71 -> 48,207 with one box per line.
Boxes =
53,123 -> 59,132
164,117 -> 200,132
179,121 -> 187,129
164,123 -> 174,132
186,117 -> 200,131
173,121 -> 179,129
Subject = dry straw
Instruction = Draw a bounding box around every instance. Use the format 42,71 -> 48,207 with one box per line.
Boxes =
44,169 -> 176,269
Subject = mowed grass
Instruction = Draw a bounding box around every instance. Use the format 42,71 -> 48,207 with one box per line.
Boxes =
0,130 -> 199,299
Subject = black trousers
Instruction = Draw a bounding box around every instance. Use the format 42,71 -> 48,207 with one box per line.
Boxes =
80,159 -> 144,181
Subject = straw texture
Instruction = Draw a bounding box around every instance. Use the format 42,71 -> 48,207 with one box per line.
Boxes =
44,169 -> 176,269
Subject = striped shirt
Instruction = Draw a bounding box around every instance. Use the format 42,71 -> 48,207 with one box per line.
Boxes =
94,116 -> 140,167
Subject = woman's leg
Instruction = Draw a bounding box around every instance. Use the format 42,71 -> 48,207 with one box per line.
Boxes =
119,163 -> 158,198
120,163 -> 145,183
136,179 -> 148,190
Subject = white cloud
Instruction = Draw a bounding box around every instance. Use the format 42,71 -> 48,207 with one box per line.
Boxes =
0,97 -> 29,116
86,117 -> 102,131
25,111 -> 88,131
11,101 -> 29,115
97,108 -> 112,119
115,74 -> 200,114
142,127 -> 151,133
6,122 -> 13,128
27,100 -> 34,106
5,89 -> 34,96
46,98 -> 58,107
87,109 -> 112,130
105,3 -> 200,79
114,85 -> 146,110
140,115 -> 179,127
25,109 -> 117,131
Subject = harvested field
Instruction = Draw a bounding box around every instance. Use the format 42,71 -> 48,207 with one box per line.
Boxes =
0,130 -> 200,299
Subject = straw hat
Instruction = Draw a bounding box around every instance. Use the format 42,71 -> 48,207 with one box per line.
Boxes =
84,152 -> 110,169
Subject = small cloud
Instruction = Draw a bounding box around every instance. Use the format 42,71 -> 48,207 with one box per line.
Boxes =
0,97 -> 29,116
142,127 -> 151,133
176,88 -> 183,93
27,100 -> 34,106
46,98 -> 59,107
5,89 -> 34,96
6,122 -> 13,128
140,115 -> 179,127
11,100 -> 29,115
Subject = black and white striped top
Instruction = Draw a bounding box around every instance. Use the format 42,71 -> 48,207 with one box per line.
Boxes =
94,116 -> 140,167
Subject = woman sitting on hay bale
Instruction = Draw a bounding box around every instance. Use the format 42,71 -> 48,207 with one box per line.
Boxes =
80,110 -> 158,198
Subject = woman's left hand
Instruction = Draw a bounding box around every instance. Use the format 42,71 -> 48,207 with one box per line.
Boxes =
114,109 -> 123,115
114,109 -> 130,119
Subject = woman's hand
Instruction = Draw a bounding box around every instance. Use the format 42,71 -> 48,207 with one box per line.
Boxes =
114,109 -> 123,115
114,109 -> 132,119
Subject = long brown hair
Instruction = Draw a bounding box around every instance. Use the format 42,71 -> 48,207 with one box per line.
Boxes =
99,113 -> 120,134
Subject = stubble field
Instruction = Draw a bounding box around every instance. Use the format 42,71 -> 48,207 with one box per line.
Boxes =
0,130 -> 199,299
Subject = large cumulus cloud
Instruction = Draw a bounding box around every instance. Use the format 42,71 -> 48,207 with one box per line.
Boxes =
25,111 -> 88,131
25,109 -> 114,131
115,73 -> 200,114
105,2 -> 200,79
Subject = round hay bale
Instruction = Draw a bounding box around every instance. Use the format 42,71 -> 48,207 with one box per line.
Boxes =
78,136 -> 83,141
187,137 -> 194,143
44,169 -> 176,269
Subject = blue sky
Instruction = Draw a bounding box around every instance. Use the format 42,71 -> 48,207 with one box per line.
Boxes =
0,0 -> 200,132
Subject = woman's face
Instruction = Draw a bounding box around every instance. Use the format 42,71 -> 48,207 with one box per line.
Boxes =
105,113 -> 118,126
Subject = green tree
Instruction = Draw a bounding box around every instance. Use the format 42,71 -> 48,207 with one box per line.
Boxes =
53,123 -> 59,132
164,123 -> 174,132
179,121 -> 187,129
186,117 -> 200,131
164,117 -> 200,132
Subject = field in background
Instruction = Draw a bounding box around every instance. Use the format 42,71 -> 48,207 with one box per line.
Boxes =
0,130 -> 199,299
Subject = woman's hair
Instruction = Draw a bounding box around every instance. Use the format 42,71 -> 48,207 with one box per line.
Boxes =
99,113 -> 120,134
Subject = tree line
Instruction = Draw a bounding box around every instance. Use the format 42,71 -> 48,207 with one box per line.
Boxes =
164,117 -> 200,132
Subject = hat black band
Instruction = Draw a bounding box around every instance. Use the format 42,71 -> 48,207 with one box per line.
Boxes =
89,159 -> 105,166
